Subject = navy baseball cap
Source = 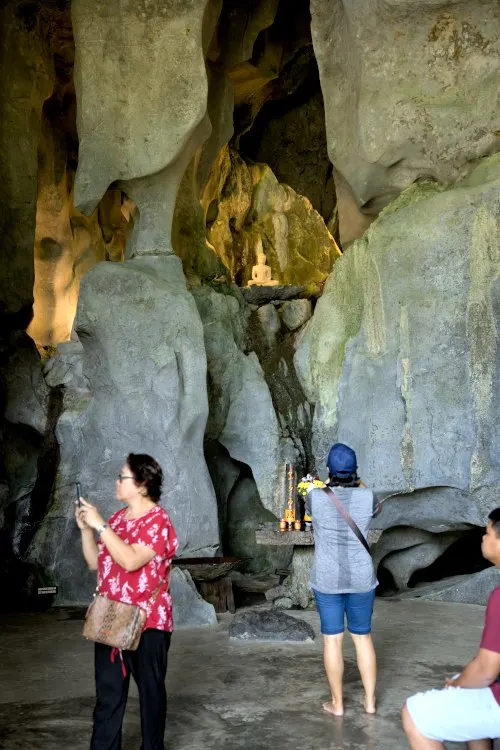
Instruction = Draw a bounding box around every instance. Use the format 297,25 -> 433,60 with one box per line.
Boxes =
327,443 -> 357,475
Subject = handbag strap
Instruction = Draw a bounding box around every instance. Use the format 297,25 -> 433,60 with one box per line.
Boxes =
146,566 -> 171,605
96,569 -> 169,602
322,486 -> 371,555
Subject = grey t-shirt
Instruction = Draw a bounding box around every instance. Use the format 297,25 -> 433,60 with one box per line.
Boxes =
306,486 -> 378,595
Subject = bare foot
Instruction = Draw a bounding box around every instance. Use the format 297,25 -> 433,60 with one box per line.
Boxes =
363,696 -> 376,714
323,700 -> 344,717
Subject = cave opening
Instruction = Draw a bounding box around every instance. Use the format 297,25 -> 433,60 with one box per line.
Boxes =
198,0 -> 340,290
408,528 -> 492,589
237,0 -> 336,230
203,440 -> 293,609
376,527 -> 493,598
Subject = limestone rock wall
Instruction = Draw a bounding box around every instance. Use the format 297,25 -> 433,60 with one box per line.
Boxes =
0,2 -> 62,609
2,0 -> 500,609
295,154 -> 500,595
0,1 -> 53,317
72,0 -> 210,214
193,284 -> 312,517
4,0 -> 227,608
311,0 -> 500,230
22,1 -> 134,348
194,285 -> 311,573
28,256 -> 219,604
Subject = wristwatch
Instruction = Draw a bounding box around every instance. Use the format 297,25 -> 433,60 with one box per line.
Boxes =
96,523 -> 108,536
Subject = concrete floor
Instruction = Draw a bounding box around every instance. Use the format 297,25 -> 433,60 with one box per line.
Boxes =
0,599 -> 488,750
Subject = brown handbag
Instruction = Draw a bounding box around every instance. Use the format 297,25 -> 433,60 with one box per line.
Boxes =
83,579 -> 165,651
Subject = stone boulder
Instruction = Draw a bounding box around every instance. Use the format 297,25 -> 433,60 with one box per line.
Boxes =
170,567 -> 217,628
382,536 -> 462,591
372,488 -> 485,535
281,300 -> 312,332
225,475 -> 292,575
295,155 -> 500,542
240,285 -> 308,306
400,567 -> 500,606
311,0 -> 500,218
229,609 -> 315,641
27,256 -> 219,605
372,527 -> 461,571
43,341 -> 87,389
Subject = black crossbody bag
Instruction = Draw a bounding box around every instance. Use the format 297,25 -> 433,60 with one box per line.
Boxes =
322,486 -> 371,555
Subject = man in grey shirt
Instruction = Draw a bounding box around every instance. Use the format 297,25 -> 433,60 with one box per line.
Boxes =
305,443 -> 380,717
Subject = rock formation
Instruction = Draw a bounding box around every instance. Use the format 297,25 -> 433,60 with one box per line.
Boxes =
202,145 -> 340,287
1,0 -> 499,612
310,0 -> 500,239
295,156 -> 500,601
28,256 -> 219,604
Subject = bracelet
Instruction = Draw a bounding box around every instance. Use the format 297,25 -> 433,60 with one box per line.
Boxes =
96,523 -> 108,536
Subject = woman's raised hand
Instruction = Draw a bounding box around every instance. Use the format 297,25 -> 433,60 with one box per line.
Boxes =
79,498 -> 105,531
75,501 -> 89,530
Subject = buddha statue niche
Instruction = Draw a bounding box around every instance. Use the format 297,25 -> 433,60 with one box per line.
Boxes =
248,245 -> 279,287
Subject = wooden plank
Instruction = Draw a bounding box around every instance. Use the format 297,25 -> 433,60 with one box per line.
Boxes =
200,576 -> 235,614
173,556 -> 241,581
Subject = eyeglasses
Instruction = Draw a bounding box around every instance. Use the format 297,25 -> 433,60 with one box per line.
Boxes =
117,475 -> 134,482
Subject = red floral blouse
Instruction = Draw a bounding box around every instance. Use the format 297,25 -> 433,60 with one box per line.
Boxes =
97,505 -> 179,632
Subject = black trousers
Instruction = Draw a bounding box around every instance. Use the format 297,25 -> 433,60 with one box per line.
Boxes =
90,630 -> 171,750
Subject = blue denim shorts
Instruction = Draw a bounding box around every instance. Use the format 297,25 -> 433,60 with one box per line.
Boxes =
313,588 -> 376,635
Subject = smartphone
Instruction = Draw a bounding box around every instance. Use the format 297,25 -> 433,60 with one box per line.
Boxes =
75,481 -> 83,506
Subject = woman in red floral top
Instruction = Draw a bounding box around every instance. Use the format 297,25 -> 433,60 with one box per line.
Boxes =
76,453 -> 178,750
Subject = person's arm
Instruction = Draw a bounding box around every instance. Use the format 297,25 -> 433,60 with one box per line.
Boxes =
75,503 -> 99,570
372,492 -> 382,517
79,499 -> 156,573
81,528 -> 99,570
358,481 -> 382,517
99,527 -> 156,572
446,588 -> 500,689
305,492 -> 312,519
446,649 -> 500,689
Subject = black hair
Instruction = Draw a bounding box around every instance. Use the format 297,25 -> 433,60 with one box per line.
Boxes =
126,453 -> 163,502
488,508 -> 500,537
328,472 -> 360,488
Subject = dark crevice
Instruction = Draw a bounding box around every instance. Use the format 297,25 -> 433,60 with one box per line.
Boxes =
239,48 -> 320,155
11,386 -> 64,558
376,526 -> 492,597
408,528 -> 492,589
376,566 -> 398,598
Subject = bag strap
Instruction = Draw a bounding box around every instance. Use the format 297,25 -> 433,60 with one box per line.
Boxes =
148,566 -> 172,604
322,486 -> 371,556
96,569 -> 169,603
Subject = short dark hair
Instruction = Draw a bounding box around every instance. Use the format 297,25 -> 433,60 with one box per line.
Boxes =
328,472 -> 360,488
488,508 -> 500,537
126,453 -> 163,502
